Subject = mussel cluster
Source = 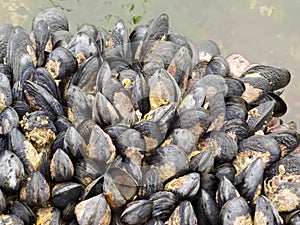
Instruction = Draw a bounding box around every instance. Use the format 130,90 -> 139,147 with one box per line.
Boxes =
0,8 -> 300,225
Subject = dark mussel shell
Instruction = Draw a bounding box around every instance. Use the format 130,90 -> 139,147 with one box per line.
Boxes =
225,77 -> 245,97
205,55 -> 229,77
197,40 -> 221,63
167,200 -> 198,225
51,182 -> 83,209
148,68 -> 181,110
233,134 -> 280,176
135,13 -> 169,62
23,80 -> 65,121
11,201 -> 36,225
115,128 -> 145,166
121,199 -> 152,225
167,46 -> 192,93
66,85 -> 92,128
51,30 -> 73,49
149,191 -> 177,221
93,92 -> 121,127
103,167 -> 138,211
221,118 -> 249,144
50,148 -> 74,182
217,176 -> 240,208
31,19 -> 51,67
32,8 -> 68,34
149,144 -> 189,182
234,157 -> 264,203
0,106 -> 19,135
10,127 -> 42,173
198,130 -> 238,166
225,96 -> 248,121
254,195 -> 283,225
139,168 -> 163,198
45,46 -> 77,79
0,73 -> 12,113
164,172 -> 200,200
67,31 -> 100,65
242,64 -> 291,91
19,171 -> 50,207
219,196 -> 253,224
0,150 -> 25,192
0,24 -> 13,63
132,71 -> 150,115
19,110 -> 57,151
75,194 -> 111,225
0,189 -> 6,213
107,19 -> 132,64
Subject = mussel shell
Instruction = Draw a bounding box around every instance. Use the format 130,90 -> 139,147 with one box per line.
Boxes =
75,194 -> 111,225
0,106 -> 19,135
149,191 -> 177,221
35,206 -> 61,225
132,71 -> 150,115
285,209 -> 300,225
217,176 -> 240,208
51,182 -> 83,209
226,53 -> 250,78
254,195 -> 283,225
164,172 -> 200,200
225,96 -> 248,121
225,77 -> 245,97
32,8 -> 69,34
74,158 -> 102,186
0,24 -> 13,63
50,148 -> 74,182
205,55 -> 229,76
197,189 -> 220,225
0,189 -> 6,213
45,46 -> 77,79
167,200 -> 198,225
149,144 -> 189,183
197,40 -> 221,63
0,150 -> 25,192
19,171 -> 50,207
121,200 -> 152,225
0,73 -> 12,112
219,196 -> 253,224
242,64 -> 291,91
11,201 -> 36,225
78,23 -> 98,41
0,214 -> 24,224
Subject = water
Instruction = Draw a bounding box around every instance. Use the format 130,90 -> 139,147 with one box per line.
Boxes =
1,0 -> 299,125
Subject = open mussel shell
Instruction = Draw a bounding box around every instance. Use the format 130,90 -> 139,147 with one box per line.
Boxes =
0,150 -> 25,192
168,200 -> 198,224
11,201 -> 36,225
149,191 -> 177,221
254,195 -> 283,225
149,144 -> 189,183
121,199 -> 152,225
19,171 -> 50,207
220,196 -> 253,224
51,182 -> 83,209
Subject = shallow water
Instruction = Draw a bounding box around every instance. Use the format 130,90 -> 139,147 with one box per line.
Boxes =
1,0 -> 299,125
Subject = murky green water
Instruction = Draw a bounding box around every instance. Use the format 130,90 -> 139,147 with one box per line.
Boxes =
1,0 -> 300,125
